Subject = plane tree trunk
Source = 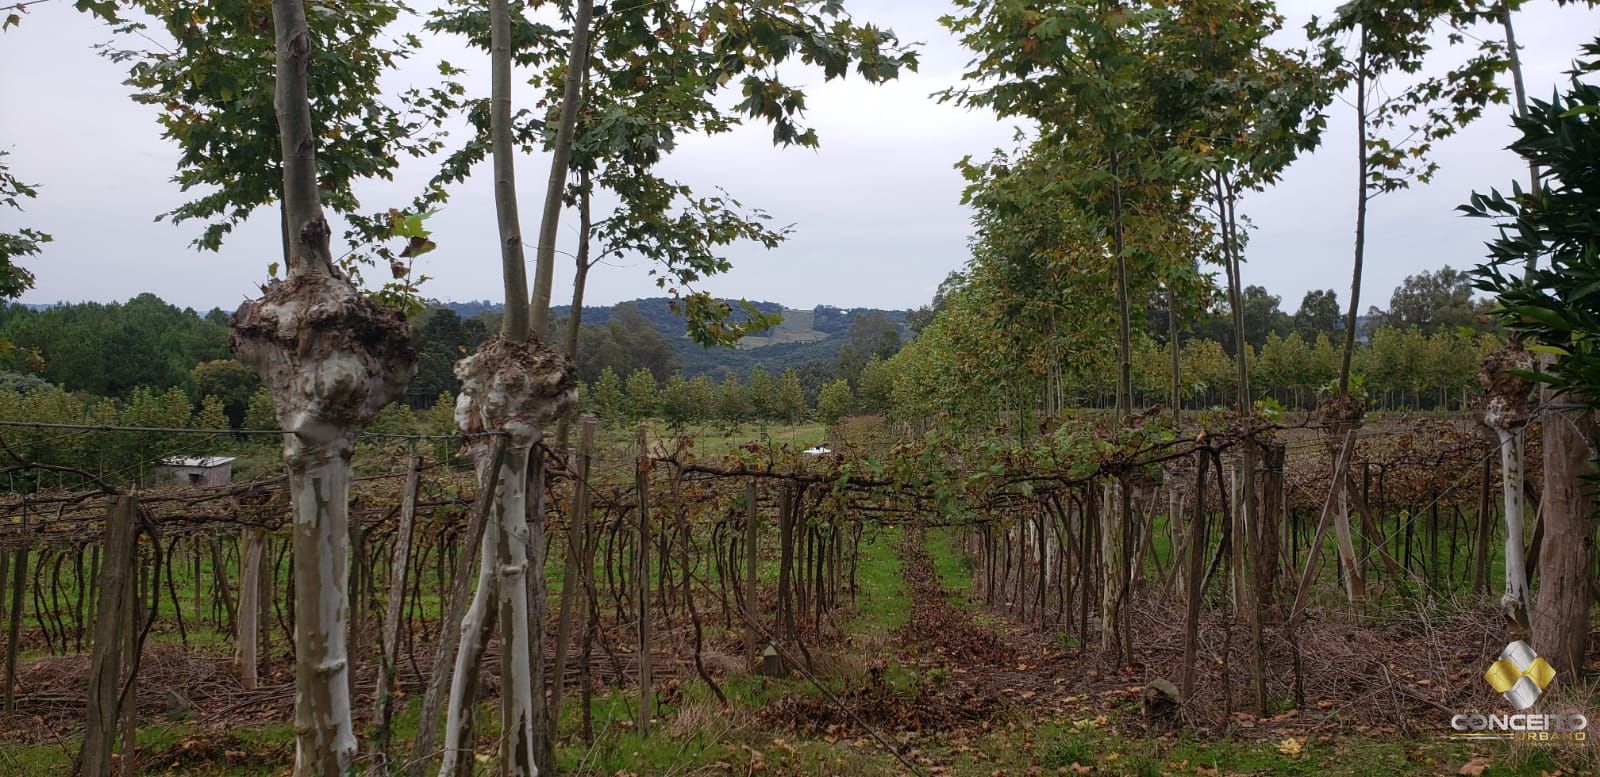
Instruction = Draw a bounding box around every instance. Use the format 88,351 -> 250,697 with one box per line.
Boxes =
231,4 -> 416,776
436,2 -> 583,772
1480,344 -> 1536,638
444,339 -> 576,776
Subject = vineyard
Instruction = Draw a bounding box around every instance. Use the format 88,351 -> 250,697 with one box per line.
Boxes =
5,0 -> 1600,775
0,407 -> 1584,775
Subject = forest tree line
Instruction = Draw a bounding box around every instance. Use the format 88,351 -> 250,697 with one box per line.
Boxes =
0,263 -> 1500,459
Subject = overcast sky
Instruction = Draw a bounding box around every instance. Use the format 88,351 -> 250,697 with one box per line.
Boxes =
2,0 -> 1598,315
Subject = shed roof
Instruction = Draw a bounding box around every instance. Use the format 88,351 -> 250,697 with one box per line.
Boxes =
159,456 -> 237,468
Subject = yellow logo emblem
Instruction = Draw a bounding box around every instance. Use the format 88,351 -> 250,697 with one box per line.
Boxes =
1484,641 -> 1556,711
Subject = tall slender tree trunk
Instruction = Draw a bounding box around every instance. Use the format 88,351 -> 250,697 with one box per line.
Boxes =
554,173 -> 594,452
1339,40 -> 1368,397
1111,148 -> 1132,422
1217,172 -> 1267,715
1321,36 -> 1372,608
233,3 -> 416,775
1498,1 -> 1540,282
439,1 -> 581,773
1167,286 -> 1181,426
529,0 -> 595,339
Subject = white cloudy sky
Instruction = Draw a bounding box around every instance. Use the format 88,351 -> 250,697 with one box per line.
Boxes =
1,0 -> 1597,314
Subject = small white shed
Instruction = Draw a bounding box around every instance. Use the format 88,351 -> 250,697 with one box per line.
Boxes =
158,456 -> 236,487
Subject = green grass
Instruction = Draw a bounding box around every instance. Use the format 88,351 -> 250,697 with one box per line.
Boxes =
925,526 -> 974,608
628,420 -> 830,458
847,524 -> 908,635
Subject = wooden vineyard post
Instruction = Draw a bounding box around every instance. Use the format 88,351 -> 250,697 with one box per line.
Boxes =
1473,453 -> 1494,595
550,415 -> 595,744
80,496 -> 138,777
206,537 -> 236,634
1533,396 -> 1599,675
258,534 -> 271,675
121,545 -> 143,774
1260,443 -> 1285,603
409,437 -> 507,777
744,479 -> 758,670
372,453 -> 421,759
1167,486 -> 1185,601
776,485 -> 795,652
236,528 -> 265,690
2,543 -> 26,712
635,424 -> 653,734
579,436 -> 600,744
1180,451 -> 1208,700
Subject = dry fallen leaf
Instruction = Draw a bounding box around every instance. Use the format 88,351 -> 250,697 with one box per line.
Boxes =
1276,737 -> 1304,759
1459,757 -> 1492,776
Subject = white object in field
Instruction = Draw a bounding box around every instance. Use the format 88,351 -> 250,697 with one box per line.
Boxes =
802,446 -> 831,455
159,456 -> 236,486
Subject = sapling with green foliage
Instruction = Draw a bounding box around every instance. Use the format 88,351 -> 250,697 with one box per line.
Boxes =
818,379 -> 853,427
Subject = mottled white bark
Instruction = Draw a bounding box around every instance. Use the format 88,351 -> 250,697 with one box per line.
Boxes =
1480,344 -> 1536,635
440,338 -> 575,777
1331,482 -> 1361,602
496,446 -> 539,777
1495,428 -> 1531,625
237,6 -> 419,773
438,449 -> 500,777
289,458 -> 358,774
233,273 -> 413,777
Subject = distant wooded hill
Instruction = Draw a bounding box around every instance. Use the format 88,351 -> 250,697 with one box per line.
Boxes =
438,297 -> 912,378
